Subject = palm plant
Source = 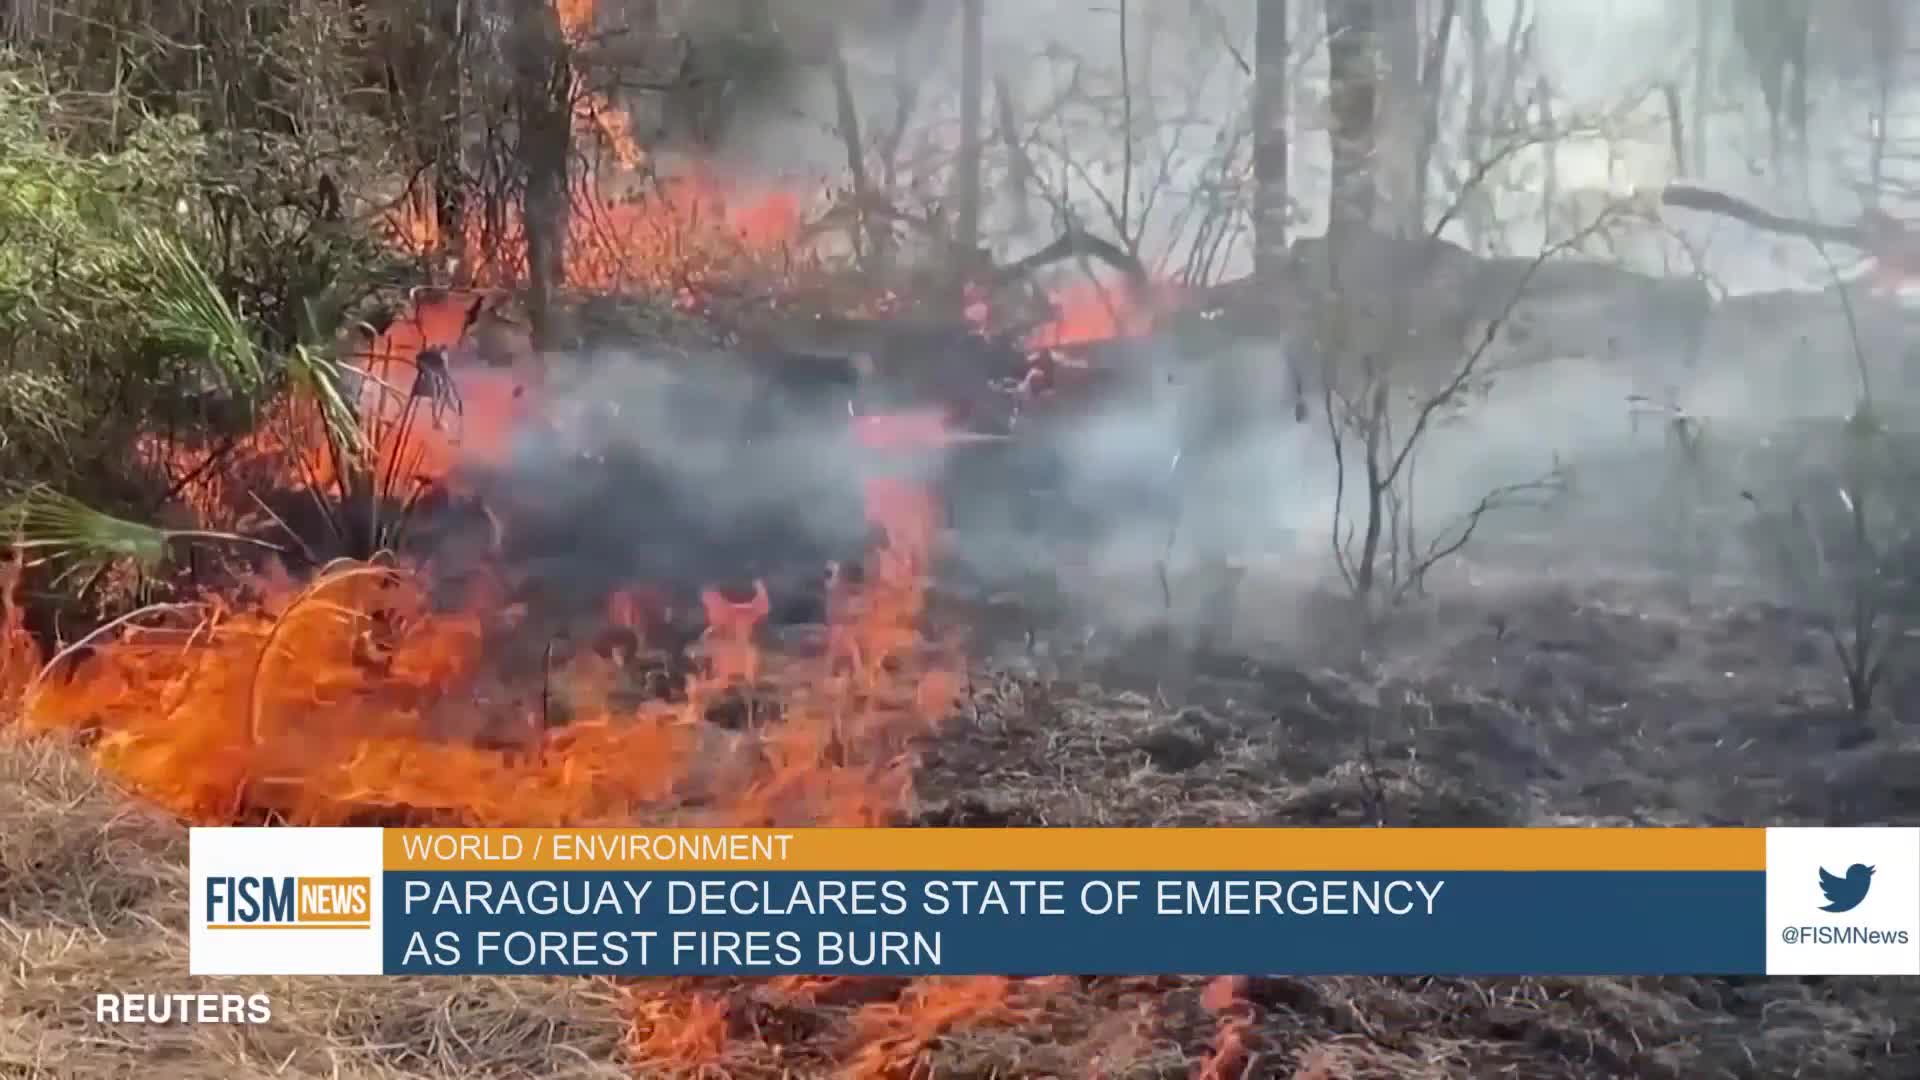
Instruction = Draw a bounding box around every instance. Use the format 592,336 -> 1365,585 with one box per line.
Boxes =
0,221 -> 391,585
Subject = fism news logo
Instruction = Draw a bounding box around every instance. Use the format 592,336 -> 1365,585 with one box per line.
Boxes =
204,875 -> 372,930
190,828 -> 386,975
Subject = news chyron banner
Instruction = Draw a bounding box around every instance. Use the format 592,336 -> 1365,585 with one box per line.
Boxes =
188,827 -> 1920,977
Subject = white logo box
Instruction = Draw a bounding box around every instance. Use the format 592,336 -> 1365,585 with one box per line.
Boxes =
1765,827 -> 1920,976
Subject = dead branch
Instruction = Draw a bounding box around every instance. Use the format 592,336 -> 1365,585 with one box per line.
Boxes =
1393,470 -> 1563,604
1660,184 -> 1864,248
991,227 -> 1150,289
825,30 -> 888,265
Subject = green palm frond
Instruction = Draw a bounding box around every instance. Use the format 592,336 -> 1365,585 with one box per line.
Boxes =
128,224 -> 264,396
286,341 -> 368,461
2,486 -> 171,571
0,486 -> 280,585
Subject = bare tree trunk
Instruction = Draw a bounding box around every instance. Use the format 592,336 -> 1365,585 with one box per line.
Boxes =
1868,1 -> 1900,204
431,0 -> 470,279
1252,0 -> 1290,283
954,0 -> 985,257
1691,0 -> 1713,178
509,0 -> 573,351
1539,77 -> 1557,242
1356,382 -> 1387,598
1662,81 -> 1687,177
1410,0 -> 1457,235
3,0 -> 39,44
1733,0 -> 1810,202
1379,0 -> 1420,239
827,31 -> 889,267
1476,3 -> 1531,254
1463,0 -> 1488,250
995,75 -> 1031,233
1326,0 -> 1380,252
1322,0 -> 1402,611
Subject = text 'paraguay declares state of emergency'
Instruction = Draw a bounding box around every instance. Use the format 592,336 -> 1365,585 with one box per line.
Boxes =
402,875 -> 1448,919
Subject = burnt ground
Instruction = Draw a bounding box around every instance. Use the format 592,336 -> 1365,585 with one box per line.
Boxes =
896,554 -> 1920,1078
7,546 -> 1920,1079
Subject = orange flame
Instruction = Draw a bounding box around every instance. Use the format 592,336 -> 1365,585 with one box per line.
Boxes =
1192,976 -> 1256,1080
699,580 -> 771,686
375,0 -> 811,299
133,289 -> 541,530
1025,279 -> 1170,350
0,551 -> 34,709
625,988 -> 732,1070
7,454 -> 953,828
389,162 -> 809,300
844,977 -> 1025,1079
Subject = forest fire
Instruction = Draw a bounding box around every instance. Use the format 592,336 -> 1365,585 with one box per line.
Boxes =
384,0 -> 809,298
0,2 -> 1193,1069
388,166 -> 808,299
6,298 -> 1044,1075
12,0 -> 1920,1074
16,375 -> 959,828
3,162 -> 1051,1068
133,297 -> 536,532
1023,278 -> 1166,351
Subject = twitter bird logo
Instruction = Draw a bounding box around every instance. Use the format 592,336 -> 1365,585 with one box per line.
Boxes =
1818,864 -> 1875,913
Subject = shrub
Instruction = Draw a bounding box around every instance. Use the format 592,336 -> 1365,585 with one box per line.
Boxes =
0,62 -> 218,503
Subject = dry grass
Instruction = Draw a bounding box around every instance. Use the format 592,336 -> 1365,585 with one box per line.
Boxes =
0,734 -> 1336,1080
0,735 -> 634,1080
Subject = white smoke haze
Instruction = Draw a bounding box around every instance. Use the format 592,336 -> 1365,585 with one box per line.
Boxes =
720,1 -> 1912,283
526,0 -> 1920,646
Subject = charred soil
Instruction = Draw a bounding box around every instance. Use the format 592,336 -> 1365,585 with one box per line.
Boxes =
7,555 -> 1920,1078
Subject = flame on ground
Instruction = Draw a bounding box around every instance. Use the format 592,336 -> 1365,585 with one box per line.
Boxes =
57,186 -> 1198,1080
843,977 -> 1027,1079
6,466 -> 951,829
1193,976 -> 1256,1080
1024,278 -> 1171,351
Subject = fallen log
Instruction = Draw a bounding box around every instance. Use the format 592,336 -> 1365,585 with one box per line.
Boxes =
1660,183 -> 1864,249
1660,182 -> 1920,293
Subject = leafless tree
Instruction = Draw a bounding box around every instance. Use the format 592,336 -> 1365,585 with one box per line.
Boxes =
953,0 -> 986,262
507,0 -> 573,350
1691,0 -> 1715,178
1252,0 -> 1289,282
1325,0 -> 1380,249
1303,0 -> 1643,614
1731,0 -> 1810,191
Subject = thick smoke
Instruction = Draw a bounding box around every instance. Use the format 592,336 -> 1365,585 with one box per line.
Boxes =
455,343 -> 882,624
452,265 -> 1919,655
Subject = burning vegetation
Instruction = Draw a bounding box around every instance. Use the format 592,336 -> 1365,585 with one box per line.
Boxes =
0,2 -> 1173,1071
6,0 -> 1920,1077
